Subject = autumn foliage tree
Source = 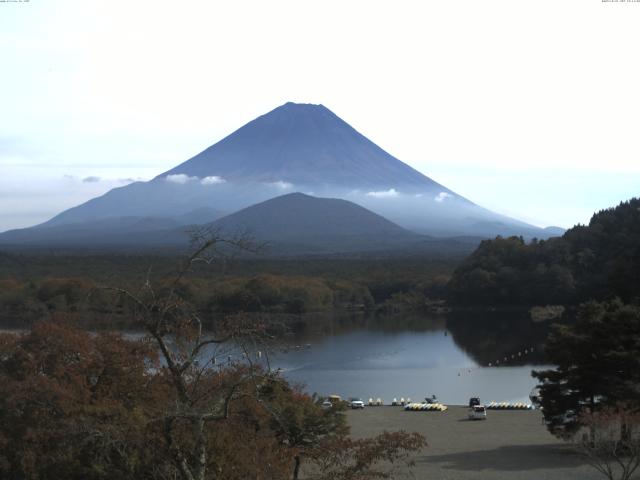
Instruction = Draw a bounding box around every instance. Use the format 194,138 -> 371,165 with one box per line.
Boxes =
576,407 -> 640,480
0,321 -> 426,480
0,321 -> 166,479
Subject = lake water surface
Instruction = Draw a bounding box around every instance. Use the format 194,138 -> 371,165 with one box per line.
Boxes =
267,312 -> 550,405
3,311 -> 550,406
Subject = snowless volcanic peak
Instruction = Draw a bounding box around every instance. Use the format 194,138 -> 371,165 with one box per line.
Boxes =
160,102 -> 450,192
8,101 -> 555,240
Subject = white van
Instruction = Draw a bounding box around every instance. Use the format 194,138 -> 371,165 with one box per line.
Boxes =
468,405 -> 487,420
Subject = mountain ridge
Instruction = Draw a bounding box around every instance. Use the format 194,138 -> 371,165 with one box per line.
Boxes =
0,193 -> 448,255
1,102 -> 562,242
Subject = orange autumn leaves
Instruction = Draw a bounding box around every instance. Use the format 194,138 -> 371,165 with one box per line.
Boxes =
0,322 -> 425,480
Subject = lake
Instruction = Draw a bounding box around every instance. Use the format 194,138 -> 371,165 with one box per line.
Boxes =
265,311 -> 551,406
2,310 -> 551,406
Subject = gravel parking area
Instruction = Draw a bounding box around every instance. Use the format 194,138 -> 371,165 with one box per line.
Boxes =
345,406 -> 602,480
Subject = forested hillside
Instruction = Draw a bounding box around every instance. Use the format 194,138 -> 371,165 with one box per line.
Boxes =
0,254 -> 455,328
447,198 -> 640,306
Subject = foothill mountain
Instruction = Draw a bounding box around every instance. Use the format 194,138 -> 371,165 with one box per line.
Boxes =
0,102 -> 562,253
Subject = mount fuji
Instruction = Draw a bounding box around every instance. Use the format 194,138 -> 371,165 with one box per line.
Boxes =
0,102 -> 559,250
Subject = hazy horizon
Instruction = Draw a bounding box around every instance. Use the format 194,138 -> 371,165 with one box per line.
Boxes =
1,1 -> 639,232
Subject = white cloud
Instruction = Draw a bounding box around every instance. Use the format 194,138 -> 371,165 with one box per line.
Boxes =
201,175 -> 226,185
117,177 -> 142,184
80,175 -> 140,184
265,180 -> 293,190
366,188 -> 399,198
434,192 -> 452,203
165,174 -> 197,184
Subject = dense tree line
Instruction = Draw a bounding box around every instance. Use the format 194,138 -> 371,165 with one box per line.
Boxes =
209,275 -> 374,314
0,274 -> 376,329
448,198 -> 640,306
0,253 -> 456,293
0,255 -> 456,327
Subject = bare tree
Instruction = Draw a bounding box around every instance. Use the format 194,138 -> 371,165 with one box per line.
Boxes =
99,227 -> 426,480
106,228 -> 271,480
576,407 -> 640,480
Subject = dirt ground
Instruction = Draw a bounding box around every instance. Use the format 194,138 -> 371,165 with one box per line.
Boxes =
345,406 -> 603,480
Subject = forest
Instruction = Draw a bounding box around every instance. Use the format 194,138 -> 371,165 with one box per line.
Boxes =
3,199 -> 640,333
447,198 -> 640,306
2,198 -> 639,328
0,253 -> 454,329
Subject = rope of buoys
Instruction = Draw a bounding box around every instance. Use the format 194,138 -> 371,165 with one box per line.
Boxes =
404,402 -> 448,412
486,346 -> 536,368
455,345 -> 537,378
486,401 -> 533,410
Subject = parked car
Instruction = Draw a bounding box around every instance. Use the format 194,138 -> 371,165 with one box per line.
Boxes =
349,397 -> 365,409
547,410 -> 578,438
529,388 -> 541,408
548,410 -> 577,428
468,405 -> 487,420
321,400 -> 333,409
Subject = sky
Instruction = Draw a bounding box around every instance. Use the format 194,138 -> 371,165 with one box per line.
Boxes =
1,0 -> 639,232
